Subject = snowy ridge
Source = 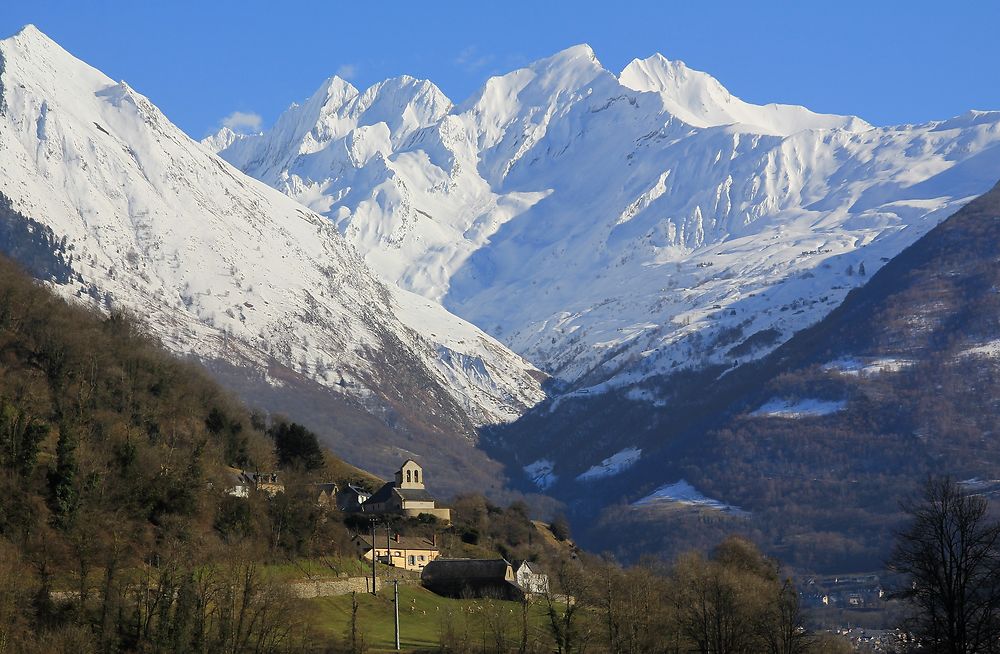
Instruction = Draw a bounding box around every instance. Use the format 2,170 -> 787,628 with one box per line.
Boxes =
618,54 -> 870,136
211,43 -> 1000,397
0,25 -> 544,432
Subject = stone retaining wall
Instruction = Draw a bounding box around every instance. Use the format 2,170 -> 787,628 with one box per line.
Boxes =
289,576 -> 380,598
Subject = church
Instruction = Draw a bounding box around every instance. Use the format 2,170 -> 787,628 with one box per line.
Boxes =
363,459 -> 451,523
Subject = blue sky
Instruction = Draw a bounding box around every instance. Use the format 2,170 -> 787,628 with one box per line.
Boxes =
4,1 -> 1000,138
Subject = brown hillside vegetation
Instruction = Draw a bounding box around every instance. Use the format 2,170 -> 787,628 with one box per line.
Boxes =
0,253 -> 376,651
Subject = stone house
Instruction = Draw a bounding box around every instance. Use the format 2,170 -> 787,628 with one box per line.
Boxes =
363,460 -> 451,522
354,533 -> 439,572
512,560 -> 549,595
225,467 -> 284,497
313,482 -> 338,508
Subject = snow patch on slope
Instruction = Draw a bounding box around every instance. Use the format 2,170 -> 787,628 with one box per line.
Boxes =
634,480 -> 745,514
957,340 -> 1000,360
523,459 -> 557,490
576,447 -> 641,481
751,398 -> 846,418
823,357 -> 915,376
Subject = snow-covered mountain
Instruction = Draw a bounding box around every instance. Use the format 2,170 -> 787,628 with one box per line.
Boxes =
0,26 -> 544,472
211,44 -> 1000,394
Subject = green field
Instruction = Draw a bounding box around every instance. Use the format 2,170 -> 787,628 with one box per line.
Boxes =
307,585 -> 555,653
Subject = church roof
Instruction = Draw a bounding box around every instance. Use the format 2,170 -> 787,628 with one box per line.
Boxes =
396,487 -> 436,502
368,481 -> 436,505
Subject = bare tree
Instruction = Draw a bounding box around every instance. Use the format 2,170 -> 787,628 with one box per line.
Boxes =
544,557 -> 593,654
756,579 -> 809,654
888,477 -> 1000,653
346,591 -> 366,654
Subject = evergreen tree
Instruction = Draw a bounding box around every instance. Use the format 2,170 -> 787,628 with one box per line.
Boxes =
269,421 -> 324,470
48,425 -> 79,529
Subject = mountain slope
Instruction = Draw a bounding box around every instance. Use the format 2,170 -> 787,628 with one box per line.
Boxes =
0,247 -> 406,651
211,44 -> 1000,394
512,180 -> 1000,571
0,26 -> 544,492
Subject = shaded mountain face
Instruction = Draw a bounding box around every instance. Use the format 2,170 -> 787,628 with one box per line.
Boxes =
212,45 -> 1000,394
0,26 -> 545,493
497,181 -> 1000,572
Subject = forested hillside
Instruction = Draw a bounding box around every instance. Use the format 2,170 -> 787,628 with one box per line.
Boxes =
0,253 -> 379,651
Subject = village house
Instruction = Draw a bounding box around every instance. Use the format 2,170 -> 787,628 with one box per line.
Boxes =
512,560 -> 549,595
313,482 -> 338,508
799,574 -> 884,609
336,484 -> 372,512
363,459 -> 451,522
354,533 -> 440,572
225,467 -> 284,497
421,558 -> 525,601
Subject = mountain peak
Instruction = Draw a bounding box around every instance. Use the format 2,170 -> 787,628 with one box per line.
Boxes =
620,52 -> 867,135
620,53 -> 722,94
530,43 -> 603,77
553,43 -> 598,61
9,24 -> 51,45
4,24 -> 75,63
1,23 -> 113,99
201,125 -> 245,153
351,75 -> 453,138
315,74 -> 360,107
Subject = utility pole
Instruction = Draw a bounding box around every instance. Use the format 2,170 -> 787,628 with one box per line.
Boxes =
393,578 -> 400,651
370,516 -> 377,595
385,518 -> 392,566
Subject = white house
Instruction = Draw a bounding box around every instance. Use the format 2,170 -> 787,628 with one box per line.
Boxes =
513,560 -> 549,595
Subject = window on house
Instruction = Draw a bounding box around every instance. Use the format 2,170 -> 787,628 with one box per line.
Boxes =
408,555 -> 415,565
418,555 -> 425,561
406,470 -> 411,483
414,470 -> 419,483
